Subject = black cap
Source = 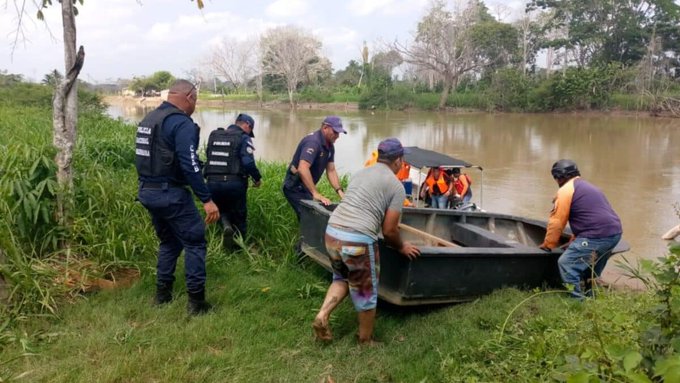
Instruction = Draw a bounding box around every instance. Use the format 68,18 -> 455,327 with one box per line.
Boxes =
236,113 -> 255,137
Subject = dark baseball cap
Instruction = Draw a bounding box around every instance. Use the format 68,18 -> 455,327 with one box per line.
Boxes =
236,113 -> 255,137
322,116 -> 346,134
377,138 -> 409,157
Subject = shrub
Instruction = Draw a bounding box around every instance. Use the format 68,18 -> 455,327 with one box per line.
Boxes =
297,86 -> 334,103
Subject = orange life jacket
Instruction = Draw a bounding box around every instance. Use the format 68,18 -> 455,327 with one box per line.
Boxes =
453,174 -> 471,196
426,173 -> 449,195
364,150 -> 378,167
396,162 -> 410,181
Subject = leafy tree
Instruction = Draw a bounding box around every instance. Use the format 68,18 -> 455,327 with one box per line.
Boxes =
528,0 -> 680,67
470,19 -> 519,72
148,71 -> 175,90
0,70 -> 23,86
334,60 -> 363,87
42,69 -> 63,88
128,71 -> 176,95
372,50 -> 403,76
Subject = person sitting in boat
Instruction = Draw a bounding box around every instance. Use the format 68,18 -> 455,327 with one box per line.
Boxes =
364,149 -> 413,207
364,150 -> 378,167
450,167 -> 472,204
313,138 -> 420,345
539,159 -> 623,300
420,166 -> 452,209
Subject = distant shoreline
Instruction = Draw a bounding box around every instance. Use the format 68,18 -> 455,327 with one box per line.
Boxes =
103,95 -> 675,118
103,95 -> 360,112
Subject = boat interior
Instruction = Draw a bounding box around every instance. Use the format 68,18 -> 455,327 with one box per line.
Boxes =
399,209 -> 564,249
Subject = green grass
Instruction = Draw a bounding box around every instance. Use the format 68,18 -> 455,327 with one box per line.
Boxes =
0,256 -> 652,382
330,90 -> 361,103
0,86 -> 674,382
609,93 -> 655,111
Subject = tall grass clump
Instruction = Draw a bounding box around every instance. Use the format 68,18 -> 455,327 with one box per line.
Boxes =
70,113 -> 157,266
0,81 -> 155,323
0,107 -> 61,254
227,162 -> 344,268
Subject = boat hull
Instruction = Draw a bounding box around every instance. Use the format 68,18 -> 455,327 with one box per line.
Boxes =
299,200 -> 630,305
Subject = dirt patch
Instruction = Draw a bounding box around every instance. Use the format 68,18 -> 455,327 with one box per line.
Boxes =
53,259 -> 141,293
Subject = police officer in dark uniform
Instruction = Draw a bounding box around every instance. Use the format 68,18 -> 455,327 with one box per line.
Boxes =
205,113 -> 262,249
282,115 -> 347,221
135,79 -> 219,316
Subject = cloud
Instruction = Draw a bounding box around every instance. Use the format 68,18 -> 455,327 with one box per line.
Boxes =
314,26 -> 359,49
266,0 -> 309,18
382,0 -> 429,16
145,22 -> 173,42
347,0 -> 394,16
347,0 -> 428,17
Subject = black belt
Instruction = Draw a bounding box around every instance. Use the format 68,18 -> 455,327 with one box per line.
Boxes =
206,175 -> 245,182
140,182 -> 184,189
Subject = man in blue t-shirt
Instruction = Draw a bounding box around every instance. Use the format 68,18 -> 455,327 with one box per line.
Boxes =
282,116 -> 347,220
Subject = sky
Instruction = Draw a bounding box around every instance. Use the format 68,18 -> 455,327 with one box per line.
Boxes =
0,0 -> 524,84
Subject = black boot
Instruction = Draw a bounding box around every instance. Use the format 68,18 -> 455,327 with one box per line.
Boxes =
187,290 -> 213,316
221,216 -> 235,251
154,281 -> 173,306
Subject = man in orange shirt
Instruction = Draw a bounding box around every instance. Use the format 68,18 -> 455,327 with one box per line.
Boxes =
540,159 -> 622,299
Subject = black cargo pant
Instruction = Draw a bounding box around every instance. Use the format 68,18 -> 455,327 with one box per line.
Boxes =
208,179 -> 248,237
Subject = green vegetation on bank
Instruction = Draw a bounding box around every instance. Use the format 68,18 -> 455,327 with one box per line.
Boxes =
1,80 -> 680,382
198,65 -> 680,114
185,0 -> 680,115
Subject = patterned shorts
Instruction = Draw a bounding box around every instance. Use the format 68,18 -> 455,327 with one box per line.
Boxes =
325,225 -> 380,312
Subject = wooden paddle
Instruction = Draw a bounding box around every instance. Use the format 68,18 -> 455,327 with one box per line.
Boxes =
399,223 -> 459,247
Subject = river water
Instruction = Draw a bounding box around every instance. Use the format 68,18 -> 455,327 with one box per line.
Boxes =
108,103 -> 680,284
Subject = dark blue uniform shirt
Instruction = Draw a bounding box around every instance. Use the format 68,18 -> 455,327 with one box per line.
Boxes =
287,129 -> 334,187
139,101 -> 212,202
225,125 -> 262,182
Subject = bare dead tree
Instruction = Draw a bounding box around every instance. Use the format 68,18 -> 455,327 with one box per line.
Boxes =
392,0 -> 481,109
260,25 -> 324,108
491,4 -> 511,22
209,37 -> 258,92
358,41 -> 369,88
516,13 -> 537,76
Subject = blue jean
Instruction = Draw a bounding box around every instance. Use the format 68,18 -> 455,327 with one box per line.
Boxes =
557,233 -> 622,298
462,190 -> 472,204
138,186 -> 207,294
430,194 -> 448,209
208,179 -> 248,237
